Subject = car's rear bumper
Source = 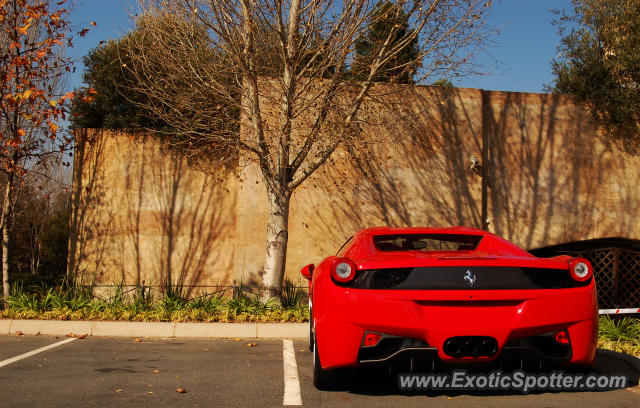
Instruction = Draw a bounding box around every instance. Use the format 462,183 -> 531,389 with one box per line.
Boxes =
314,282 -> 598,370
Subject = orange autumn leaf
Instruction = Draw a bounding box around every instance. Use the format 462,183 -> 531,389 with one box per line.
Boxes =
13,56 -> 28,66
60,91 -> 75,101
1,0 -> 76,182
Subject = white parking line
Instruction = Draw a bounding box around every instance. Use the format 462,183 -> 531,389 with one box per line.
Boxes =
0,338 -> 77,368
282,339 -> 302,406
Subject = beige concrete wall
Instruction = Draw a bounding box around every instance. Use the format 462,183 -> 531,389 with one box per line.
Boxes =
69,130 -> 237,295
69,84 -> 640,288
482,91 -> 640,249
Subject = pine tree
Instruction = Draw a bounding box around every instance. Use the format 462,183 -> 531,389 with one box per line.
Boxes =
352,1 -> 420,84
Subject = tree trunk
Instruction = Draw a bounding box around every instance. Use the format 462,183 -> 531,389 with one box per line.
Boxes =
2,174 -> 14,308
261,189 -> 291,302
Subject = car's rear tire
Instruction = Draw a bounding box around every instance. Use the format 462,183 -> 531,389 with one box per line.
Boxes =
308,307 -> 314,352
313,334 -> 336,390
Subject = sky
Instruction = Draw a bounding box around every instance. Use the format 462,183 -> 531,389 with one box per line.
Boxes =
68,0 -> 573,94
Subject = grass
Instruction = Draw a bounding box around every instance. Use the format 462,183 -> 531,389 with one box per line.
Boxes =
0,281 -> 309,323
598,338 -> 640,356
597,315 -> 640,357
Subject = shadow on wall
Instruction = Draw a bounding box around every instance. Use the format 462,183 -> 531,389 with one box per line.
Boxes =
67,129 -> 117,287
485,91 -> 608,249
68,130 -> 236,296
297,85 -> 484,253
145,152 -> 233,297
291,85 -> 630,257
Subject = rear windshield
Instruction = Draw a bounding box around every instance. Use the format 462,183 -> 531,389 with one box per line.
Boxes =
373,234 -> 483,252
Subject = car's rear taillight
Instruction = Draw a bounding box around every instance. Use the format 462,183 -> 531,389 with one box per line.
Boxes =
554,330 -> 570,345
569,258 -> 592,282
330,258 -> 357,283
362,332 -> 382,347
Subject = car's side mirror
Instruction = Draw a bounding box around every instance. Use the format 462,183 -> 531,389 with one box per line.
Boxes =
301,263 -> 315,280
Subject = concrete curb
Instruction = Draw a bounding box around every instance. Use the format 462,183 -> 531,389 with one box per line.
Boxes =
0,319 -> 307,339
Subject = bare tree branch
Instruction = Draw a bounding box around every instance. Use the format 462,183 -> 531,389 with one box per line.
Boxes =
119,0 -> 495,297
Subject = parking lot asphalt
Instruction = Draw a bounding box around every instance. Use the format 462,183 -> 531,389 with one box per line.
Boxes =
1,334 -> 639,407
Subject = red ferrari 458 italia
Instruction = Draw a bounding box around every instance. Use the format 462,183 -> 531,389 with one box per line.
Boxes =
301,227 -> 598,389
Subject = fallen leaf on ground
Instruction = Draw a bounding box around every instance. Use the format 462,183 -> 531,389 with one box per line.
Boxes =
153,370 -> 159,373
176,388 -> 186,393
116,389 -> 122,393
176,376 -> 180,379
133,338 -> 140,343
246,342 -> 257,347
148,391 -> 153,394
234,338 -> 240,341
15,331 -> 23,336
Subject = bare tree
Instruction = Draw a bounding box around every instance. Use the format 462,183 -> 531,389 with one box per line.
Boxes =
122,0 -> 494,299
0,0 -> 86,305
5,158 -> 71,278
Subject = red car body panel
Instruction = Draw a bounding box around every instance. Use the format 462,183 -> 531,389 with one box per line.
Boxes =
308,227 -> 598,370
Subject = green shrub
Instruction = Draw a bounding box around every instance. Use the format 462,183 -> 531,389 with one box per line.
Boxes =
8,285 -> 40,312
66,295 -> 91,312
281,279 -> 306,309
599,315 -> 640,344
1,283 -> 309,322
188,293 -> 225,314
159,292 -> 188,313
